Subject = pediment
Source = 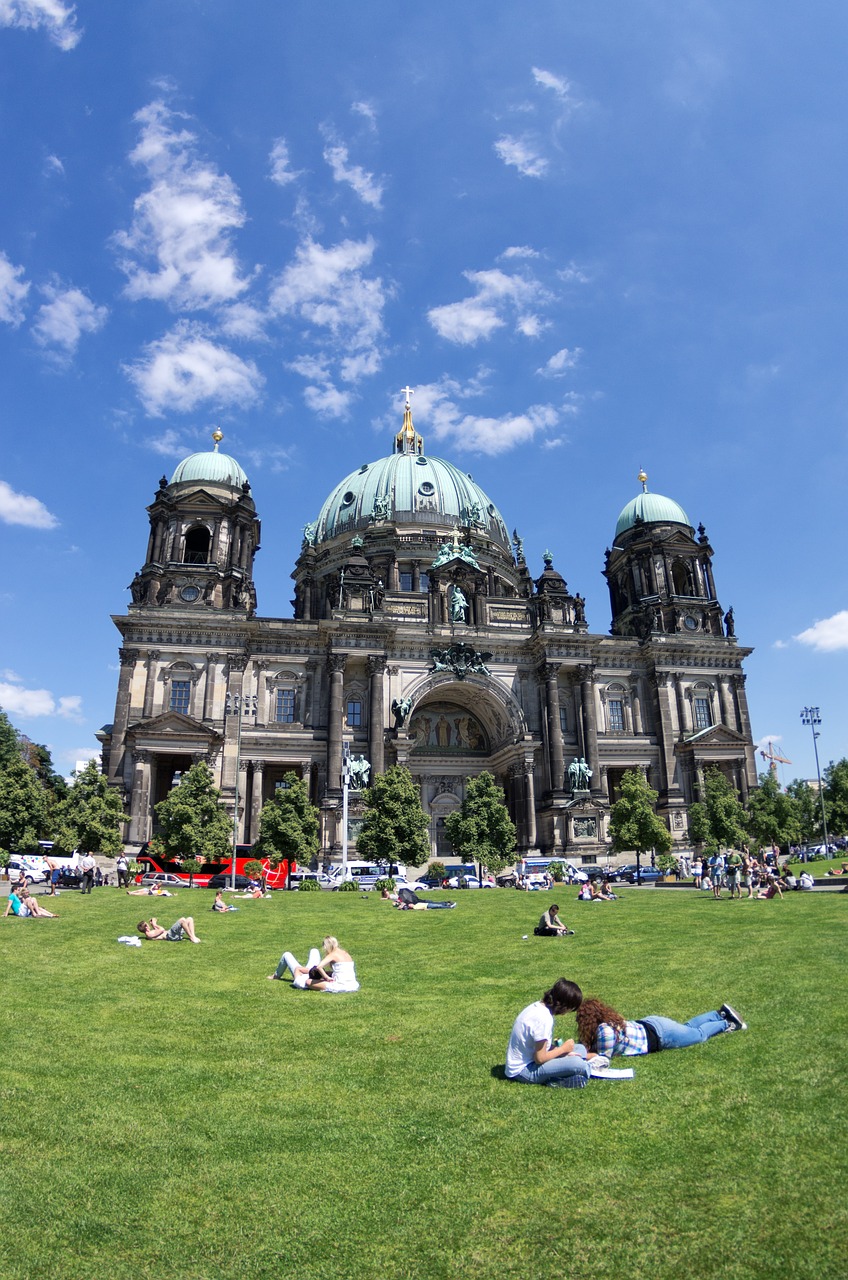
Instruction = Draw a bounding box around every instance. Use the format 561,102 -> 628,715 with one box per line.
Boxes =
678,724 -> 748,751
127,711 -> 218,740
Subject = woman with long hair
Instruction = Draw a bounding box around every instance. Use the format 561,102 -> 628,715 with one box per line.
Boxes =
575,995 -> 745,1057
267,936 -> 359,991
505,978 -> 591,1088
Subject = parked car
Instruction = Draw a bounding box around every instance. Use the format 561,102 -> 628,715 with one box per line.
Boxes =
445,874 -> 495,889
622,865 -> 662,884
207,873 -> 252,891
573,864 -> 612,882
140,873 -> 186,889
56,867 -> 83,889
393,879 -> 430,894
7,857 -> 47,885
288,871 -> 334,890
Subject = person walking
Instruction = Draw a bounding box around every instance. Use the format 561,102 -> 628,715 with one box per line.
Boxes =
116,854 -> 130,889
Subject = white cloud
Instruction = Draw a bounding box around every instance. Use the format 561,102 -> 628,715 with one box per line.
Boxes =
541,437 -> 564,449
756,735 -> 783,751
271,236 -> 387,413
532,66 -> 579,109
145,428 -> 197,458
0,250 -> 29,326
794,611 -> 848,653
0,0 -> 81,50
0,675 -> 81,719
44,153 -> 64,177
322,136 -> 383,209
0,479 -> 59,528
268,137 -> 301,187
516,314 -> 548,337
33,283 -> 107,354
405,377 -> 559,456
428,266 -> 550,345
126,322 -> 264,416
537,346 -> 582,377
217,301 -> 267,341
499,246 -> 540,260
114,100 -> 252,310
351,100 -> 377,128
559,261 -> 591,285
494,135 -> 548,178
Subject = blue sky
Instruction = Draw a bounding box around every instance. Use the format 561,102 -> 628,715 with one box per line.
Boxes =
1,0 -> 846,784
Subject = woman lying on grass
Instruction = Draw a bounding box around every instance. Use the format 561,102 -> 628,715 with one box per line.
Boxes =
575,996 -> 746,1056
137,916 -> 201,943
505,978 -> 592,1088
267,936 -> 359,991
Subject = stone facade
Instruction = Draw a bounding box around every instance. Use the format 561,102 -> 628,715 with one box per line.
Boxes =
100,415 -> 757,863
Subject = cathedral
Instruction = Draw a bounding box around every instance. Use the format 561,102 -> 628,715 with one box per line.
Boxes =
101,397 -> 757,866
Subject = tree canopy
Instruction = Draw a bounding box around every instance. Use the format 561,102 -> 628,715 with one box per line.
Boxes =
443,771 -> 516,874
746,772 -> 802,851
52,760 -> 125,855
256,773 -> 319,869
151,762 -> 232,863
608,769 -> 672,859
822,757 -> 848,838
356,765 -> 431,869
0,755 -> 49,853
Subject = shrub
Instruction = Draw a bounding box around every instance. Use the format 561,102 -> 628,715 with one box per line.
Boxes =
548,860 -> 565,882
337,878 -> 358,892
297,877 -> 321,892
374,877 -> 396,894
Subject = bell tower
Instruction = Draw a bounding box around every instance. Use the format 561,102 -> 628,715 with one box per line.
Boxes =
127,430 -> 261,614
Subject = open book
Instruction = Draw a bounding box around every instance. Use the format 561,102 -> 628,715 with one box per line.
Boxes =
589,1057 -> 634,1080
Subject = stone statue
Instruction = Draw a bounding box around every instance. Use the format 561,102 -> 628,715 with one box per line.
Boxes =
574,594 -> 586,624
371,494 -> 391,521
347,755 -> 371,789
567,757 -> 582,792
578,757 -> 593,788
512,529 -> 525,564
391,696 -> 412,728
450,585 -> 469,623
724,606 -> 735,637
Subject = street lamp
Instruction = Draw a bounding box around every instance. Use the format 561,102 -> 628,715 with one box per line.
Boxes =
800,706 -> 830,858
225,692 -> 256,890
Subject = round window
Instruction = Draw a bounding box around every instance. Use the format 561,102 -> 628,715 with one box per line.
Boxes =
341,491 -> 356,506
419,482 -> 435,497
180,585 -> 200,603
415,456 -> 428,466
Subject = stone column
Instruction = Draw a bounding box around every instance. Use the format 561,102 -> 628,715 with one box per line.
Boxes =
674,674 -> 690,734
108,650 -> 139,783
718,676 -> 735,730
222,656 -> 246,795
202,653 -> 218,721
129,749 -> 152,844
572,681 -> 585,759
254,660 -> 269,727
367,655 -> 387,776
327,653 -> 347,790
523,763 -> 537,850
211,518 -> 223,564
653,673 -> 680,797
732,673 -> 758,789
630,678 -> 644,735
142,651 -> 160,720
540,663 -> 564,791
304,658 -> 318,728
250,760 -> 265,844
579,666 -> 601,790
237,759 -> 250,842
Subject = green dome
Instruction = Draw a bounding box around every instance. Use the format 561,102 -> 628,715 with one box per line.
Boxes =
615,490 -> 691,538
311,451 -> 510,548
170,446 -> 248,489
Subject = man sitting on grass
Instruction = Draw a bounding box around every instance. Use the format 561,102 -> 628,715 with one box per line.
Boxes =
534,904 -> 574,936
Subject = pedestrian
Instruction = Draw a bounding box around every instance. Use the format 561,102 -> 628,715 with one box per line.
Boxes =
79,851 -> 97,894
725,849 -> 743,899
116,854 -> 130,888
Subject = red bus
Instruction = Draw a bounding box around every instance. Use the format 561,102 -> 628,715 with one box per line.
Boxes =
135,844 -> 297,888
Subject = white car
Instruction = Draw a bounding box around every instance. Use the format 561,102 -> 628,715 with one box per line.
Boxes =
288,871 -> 334,889
394,879 -> 430,894
445,875 -> 495,889
8,857 -> 47,885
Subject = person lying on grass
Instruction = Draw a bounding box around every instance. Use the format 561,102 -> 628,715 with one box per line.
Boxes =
267,935 -> 359,991
505,978 -> 595,1088
381,888 -> 456,910
574,995 -> 746,1056
126,885 -> 175,896
137,916 -> 201,943
534,904 -> 574,936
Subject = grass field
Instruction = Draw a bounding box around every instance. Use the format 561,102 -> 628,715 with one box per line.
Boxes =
1,883 -> 846,1280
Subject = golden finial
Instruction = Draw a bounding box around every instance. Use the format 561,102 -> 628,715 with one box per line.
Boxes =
212,427 -> 223,451
638,468 -> 648,492
395,386 -> 424,454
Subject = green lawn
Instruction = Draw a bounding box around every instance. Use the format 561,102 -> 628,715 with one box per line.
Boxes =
1,884 -> 845,1280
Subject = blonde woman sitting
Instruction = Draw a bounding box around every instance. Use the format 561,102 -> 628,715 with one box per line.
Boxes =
267,935 -> 359,991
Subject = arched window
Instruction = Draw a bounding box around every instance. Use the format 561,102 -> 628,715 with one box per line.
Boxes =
184,525 -> 211,564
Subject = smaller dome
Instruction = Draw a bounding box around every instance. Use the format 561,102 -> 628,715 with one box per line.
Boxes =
615,475 -> 690,538
170,431 -> 248,489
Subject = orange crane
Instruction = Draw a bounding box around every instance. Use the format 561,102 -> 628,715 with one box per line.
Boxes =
759,741 -> 792,776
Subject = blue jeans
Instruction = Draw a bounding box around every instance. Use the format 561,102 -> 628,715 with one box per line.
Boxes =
642,1011 -> 729,1050
514,1045 -> 590,1088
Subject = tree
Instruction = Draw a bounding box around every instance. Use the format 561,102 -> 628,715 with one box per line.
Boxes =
0,709 -> 22,771
443,772 -> 516,876
256,773 -> 319,879
784,778 -> 820,845
52,760 -> 126,855
609,769 -> 672,883
0,755 -> 48,853
357,765 -> 431,871
151,762 -> 232,863
700,769 -> 748,850
746,772 -> 802,852
822,758 -> 848,838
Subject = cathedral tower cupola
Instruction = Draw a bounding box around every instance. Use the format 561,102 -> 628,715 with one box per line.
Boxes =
128,429 -> 261,614
604,469 -> 724,640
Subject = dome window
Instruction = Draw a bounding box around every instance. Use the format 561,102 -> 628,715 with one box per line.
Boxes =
359,464 -> 369,473
487,504 -> 496,516
415,457 -> 428,466
418,482 -> 435,497
341,491 -> 356,507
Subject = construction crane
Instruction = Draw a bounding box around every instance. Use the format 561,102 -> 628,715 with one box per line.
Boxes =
759,741 -> 792,777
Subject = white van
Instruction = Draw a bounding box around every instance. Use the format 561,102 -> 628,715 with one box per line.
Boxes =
8,855 -> 48,885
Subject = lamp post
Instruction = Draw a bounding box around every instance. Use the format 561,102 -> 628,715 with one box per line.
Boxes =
800,707 -> 830,857
341,741 -> 351,881
226,692 -> 256,889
